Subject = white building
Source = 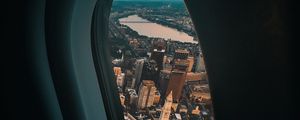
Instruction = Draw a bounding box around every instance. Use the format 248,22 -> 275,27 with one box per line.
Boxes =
159,91 -> 173,120
116,73 -> 125,87
137,80 -> 156,109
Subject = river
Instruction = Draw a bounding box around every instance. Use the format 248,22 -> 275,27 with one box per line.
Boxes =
119,15 -> 198,44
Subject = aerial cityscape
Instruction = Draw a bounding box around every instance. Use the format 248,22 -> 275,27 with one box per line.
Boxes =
109,1 -> 214,120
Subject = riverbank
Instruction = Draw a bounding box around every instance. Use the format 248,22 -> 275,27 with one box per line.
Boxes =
119,15 -> 197,44
138,14 -> 197,39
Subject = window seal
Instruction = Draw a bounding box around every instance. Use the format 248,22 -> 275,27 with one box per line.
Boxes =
91,0 -> 124,120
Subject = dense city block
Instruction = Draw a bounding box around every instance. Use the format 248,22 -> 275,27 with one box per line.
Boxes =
109,1 -> 214,120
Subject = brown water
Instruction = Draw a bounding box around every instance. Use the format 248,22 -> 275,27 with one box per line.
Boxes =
119,15 -> 197,44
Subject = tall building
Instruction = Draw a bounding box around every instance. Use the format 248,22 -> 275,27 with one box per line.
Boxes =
195,49 -> 206,72
134,59 -> 145,89
120,93 -> 125,106
151,49 -> 165,71
152,38 -> 165,52
163,55 -> 172,70
165,49 -> 189,101
194,48 -> 201,72
166,70 -> 187,101
125,70 -> 135,89
130,78 -> 136,89
127,89 -> 138,105
137,80 -> 157,109
166,41 -> 175,55
199,53 -> 206,72
159,91 -> 173,120
116,73 -> 125,87
163,55 -> 167,69
187,56 -> 194,72
158,69 -> 171,98
140,60 -> 158,84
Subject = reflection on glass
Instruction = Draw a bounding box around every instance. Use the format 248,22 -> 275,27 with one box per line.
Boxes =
109,0 -> 214,120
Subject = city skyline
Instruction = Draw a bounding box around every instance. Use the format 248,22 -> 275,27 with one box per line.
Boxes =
109,1 -> 213,120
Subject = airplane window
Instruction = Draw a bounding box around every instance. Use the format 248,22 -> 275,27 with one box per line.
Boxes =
108,0 -> 214,119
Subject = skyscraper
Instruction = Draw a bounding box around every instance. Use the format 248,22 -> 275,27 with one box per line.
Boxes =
158,69 -> 171,98
137,80 -> 157,109
187,56 -> 194,72
116,73 -> 125,87
199,53 -> 206,72
151,49 -> 165,71
127,89 -> 138,105
166,71 -> 187,101
165,49 -> 189,101
195,48 -> 206,72
134,59 -> 145,89
114,67 -> 125,87
140,60 -> 158,83
125,70 -> 135,89
159,91 -> 173,120
194,48 -> 201,72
